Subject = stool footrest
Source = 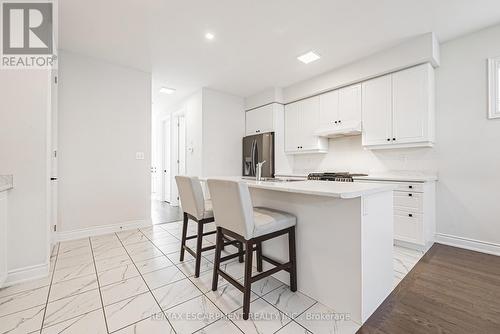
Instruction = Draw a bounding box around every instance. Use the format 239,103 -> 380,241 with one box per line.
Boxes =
251,262 -> 291,283
186,230 -> 216,240
218,270 -> 245,293
261,255 -> 291,273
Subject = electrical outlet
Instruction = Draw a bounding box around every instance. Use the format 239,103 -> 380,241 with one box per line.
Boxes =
135,152 -> 145,160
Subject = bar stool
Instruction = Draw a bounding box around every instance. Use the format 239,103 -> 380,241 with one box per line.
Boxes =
175,176 -> 243,277
207,179 -> 297,320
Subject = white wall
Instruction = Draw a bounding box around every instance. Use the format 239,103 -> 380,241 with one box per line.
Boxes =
58,51 -> 152,234
244,88 -> 284,110
291,136 -> 436,175
202,88 -> 245,176
0,70 -> 51,281
184,91 -> 203,177
435,24 -> 500,246
283,32 -> 439,103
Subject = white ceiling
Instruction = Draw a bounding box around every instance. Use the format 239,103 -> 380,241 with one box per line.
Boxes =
59,0 -> 500,110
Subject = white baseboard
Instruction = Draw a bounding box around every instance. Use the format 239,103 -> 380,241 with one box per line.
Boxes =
55,219 -> 152,242
0,272 -> 7,287
3,263 -> 49,287
435,233 -> 500,256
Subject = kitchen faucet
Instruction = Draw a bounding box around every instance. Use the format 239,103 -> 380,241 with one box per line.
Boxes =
255,161 -> 266,181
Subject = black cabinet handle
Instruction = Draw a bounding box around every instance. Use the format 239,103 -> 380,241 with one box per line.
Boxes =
338,120 -> 342,123
334,121 -> 338,124
392,138 -> 396,141
408,193 -> 413,197
387,138 -> 390,141
408,214 -> 413,217
409,185 -> 413,189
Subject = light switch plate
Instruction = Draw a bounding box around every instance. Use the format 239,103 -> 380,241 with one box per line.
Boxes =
135,152 -> 145,160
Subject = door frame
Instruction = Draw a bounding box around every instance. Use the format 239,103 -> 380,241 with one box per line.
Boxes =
161,117 -> 171,203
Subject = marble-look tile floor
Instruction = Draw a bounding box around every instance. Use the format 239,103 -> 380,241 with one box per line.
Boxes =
0,221 -> 423,334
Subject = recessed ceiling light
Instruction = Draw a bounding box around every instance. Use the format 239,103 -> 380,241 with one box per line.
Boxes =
297,51 -> 320,64
160,87 -> 176,94
205,32 -> 215,40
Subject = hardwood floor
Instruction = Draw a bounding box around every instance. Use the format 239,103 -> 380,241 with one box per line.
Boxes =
358,243 -> 500,334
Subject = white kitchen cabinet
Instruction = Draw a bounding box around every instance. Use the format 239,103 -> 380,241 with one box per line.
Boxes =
245,104 -> 275,135
392,64 -> 435,144
361,75 -> 393,146
354,178 -> 436,251
362,63 -> 435,149
318,84 -> 361,131
338,84 -> 362,123
284,101 -> 300,152
285,97 -> 328,154
319,90 -> 339,128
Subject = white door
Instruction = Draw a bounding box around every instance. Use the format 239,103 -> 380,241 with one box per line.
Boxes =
300,96 -> 321,150
392,64 -> 430,144
245,105 -> 274,135
339,84 -> 362,123
151,121 -> 160,200
319,90 -> 339,128
362,75 -> 393,146
284,101 -> 300,152
162,119 -> 171,202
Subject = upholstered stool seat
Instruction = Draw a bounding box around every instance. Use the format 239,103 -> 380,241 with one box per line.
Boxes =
253,207 -> 296,238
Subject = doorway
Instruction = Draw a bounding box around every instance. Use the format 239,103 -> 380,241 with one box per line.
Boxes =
170,114 -> 186,206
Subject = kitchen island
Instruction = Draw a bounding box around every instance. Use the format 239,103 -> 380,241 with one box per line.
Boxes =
202,177 -> 395,324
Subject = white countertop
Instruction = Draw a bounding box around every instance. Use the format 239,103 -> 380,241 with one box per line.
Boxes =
353,172 -> 438,183
202,176 -> 395,199
276,171 -> 438,183
0,175 -> 13,192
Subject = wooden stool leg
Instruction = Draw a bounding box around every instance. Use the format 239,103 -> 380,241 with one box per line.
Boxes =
179,213 -> 188,262
243,240 -> 254,320
238,241 -> 244,263
288,227 -> 297,292
194,221 -> 204,278
212,227 -> 223,291
256,242 -> 263,272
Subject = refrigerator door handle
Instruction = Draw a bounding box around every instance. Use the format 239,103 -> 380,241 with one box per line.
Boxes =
251,139 -> 257,176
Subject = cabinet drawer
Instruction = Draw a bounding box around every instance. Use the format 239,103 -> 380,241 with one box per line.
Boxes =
394,210 -> 423,244
394,191 -> 423,212
395,183 -> 423,192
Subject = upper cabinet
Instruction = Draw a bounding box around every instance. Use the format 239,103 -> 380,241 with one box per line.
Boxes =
285,96 -> 328,154
339,84 -> 362,123
392,64 -> 435,145
361,75 -> 393,146
317,84 -> 362,138
245,104 -> 274,135
362,63 -> 435,149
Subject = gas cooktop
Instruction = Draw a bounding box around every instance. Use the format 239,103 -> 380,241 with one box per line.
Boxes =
307,172 -> 368,182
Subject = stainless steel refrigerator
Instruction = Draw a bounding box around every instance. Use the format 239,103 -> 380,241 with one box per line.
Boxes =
242,132 -> 275,178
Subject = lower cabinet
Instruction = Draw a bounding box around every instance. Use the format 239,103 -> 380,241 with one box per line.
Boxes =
356,179 -> 436,251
